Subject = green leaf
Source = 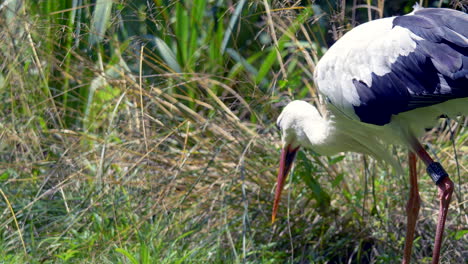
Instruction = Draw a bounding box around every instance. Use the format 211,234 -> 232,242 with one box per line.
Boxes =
115,248 -> 139,264
173,230 -> 196,244
191,0 -> 207,23
89,0 -> 113,45
0,171 -> 10,181
55,249 -> 79,261
175,2 -> 189,64
295,152 -> 331,211
151,36 -> 182,73
329,155 -> 345,164
454,229 -> 468,240
140,242 -> 149,264
255,47 -> 277,85
278,80 -> 288,89
188,0 -> 207,62
221,0 -> 247,54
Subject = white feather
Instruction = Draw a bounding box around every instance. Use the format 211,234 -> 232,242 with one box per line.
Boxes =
314,17 -> 420,120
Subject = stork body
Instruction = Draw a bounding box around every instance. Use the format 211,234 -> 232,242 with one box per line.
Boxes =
274,7 -> 467,264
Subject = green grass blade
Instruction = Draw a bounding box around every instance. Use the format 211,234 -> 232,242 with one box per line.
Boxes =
255,7 -> 313,84
221,0 -> 247,54
151,36 -> 182,73
63,0 -> 80,123
175,2 -> 189,65
89,0 -> 113,45
226,48 -> 268,87
115,248 -> 139,264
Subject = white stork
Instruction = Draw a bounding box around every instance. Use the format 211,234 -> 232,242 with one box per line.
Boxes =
273,6 -> 467,264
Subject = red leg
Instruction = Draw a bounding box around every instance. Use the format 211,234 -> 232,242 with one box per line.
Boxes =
402,151 -> 421,264
410,139 -> 454,264
431,177 -> 453,264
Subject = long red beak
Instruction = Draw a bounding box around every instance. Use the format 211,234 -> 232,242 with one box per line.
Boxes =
272,145 -> 299,223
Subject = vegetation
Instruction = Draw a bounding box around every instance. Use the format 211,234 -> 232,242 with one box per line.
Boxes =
0,0 -> 466,263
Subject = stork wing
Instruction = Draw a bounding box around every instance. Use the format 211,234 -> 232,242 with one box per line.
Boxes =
314,8 -> 468,126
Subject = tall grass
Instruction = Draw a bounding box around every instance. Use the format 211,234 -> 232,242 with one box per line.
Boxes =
0,0 -> 466,263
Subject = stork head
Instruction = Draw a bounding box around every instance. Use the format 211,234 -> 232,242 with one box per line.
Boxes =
272,100 -> 324,222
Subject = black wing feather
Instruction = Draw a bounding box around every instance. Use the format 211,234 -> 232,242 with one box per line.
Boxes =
352,8 -> 468,126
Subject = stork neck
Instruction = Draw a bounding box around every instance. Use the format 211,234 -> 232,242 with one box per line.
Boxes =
302,110 -> 336,151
